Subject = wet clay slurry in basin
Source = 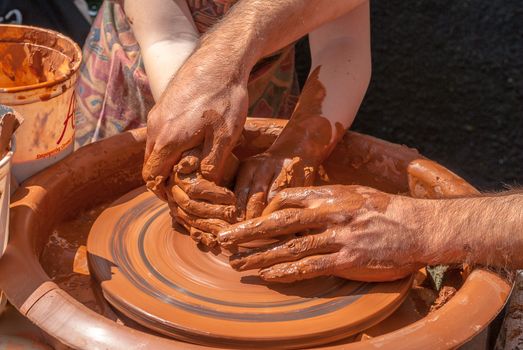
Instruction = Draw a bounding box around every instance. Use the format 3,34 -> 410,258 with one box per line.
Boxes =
87,187 -> 412,348
0,42 -> 69,90
0,25 -> 80,92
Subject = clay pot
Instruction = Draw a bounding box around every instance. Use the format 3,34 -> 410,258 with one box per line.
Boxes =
0,119 -> 511,349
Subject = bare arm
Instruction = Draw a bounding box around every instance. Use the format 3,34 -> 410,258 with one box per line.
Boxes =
200,0 -> 369,76
124,0 -> 199,100
308,1 -> 371,139
427,191 -> 523,269
218,187 -> 523,283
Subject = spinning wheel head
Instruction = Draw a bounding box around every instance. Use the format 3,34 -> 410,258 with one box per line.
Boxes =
87,187 -> 411,348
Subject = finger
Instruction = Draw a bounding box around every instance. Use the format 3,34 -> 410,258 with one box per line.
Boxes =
143,146 -> 183,201
144,138 -> 154,170
218,208 -> 334,248
230,231 -> 338,271
266,157 -> 298,202
200,231 -> 218,248
200,112 -> 236,183
245,164 -> 274,219
171,205 -> 192,233
171,185 -> 236,223
177,151 -> 201,174
175,206 -> 229,234
263,187 -> 333,215
234,162 -> 257,221
245,192 -> 266,220
259,253 -> 340,283
189,227 -> 203,243
266,168 -> 288,206
189,227 -> 218,248
175,172 -> 235,205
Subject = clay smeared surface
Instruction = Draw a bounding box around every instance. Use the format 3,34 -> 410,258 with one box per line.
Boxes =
0,25 -> 80,92
86,187 -> 411,348
40,203 -> 118,318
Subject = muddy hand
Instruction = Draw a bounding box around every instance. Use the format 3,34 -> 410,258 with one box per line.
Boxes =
235,152 -> 316,221
142,50 -> 248,201
219,185 -> 427,282
233,66 -> 349,220
167,150 -> 238,247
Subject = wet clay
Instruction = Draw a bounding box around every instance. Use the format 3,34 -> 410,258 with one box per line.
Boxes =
0,109 -> 22,157
87,187 -> 412,348
1,121 -> 512,349
40,203 -> 118,318
0,26 -> 80,93
0,43 -> 69,89
407,159 -> 480,198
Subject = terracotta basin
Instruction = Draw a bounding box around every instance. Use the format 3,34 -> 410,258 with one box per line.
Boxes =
0,118 -> 511,349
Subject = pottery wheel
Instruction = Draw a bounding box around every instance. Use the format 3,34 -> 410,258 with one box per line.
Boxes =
87,187 -> 412,348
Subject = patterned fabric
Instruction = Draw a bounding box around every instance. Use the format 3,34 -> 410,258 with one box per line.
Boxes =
75,0 -> 298,147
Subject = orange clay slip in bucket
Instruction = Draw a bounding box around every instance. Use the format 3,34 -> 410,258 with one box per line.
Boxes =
0,25 -> 81,182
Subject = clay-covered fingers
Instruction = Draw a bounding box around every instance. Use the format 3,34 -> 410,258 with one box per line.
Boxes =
175,206 -> 229,235
262,187 -> 334,215
171,185 -> 236,223
173,206 -> 229,247
143,149 -> 172,202
173,209 -> 218,247
175,172 -> 235,205
229,231 -> 339,271
143,137 -> 202,201
234,159 -> 257,221
218,208 -> 338,248
189,227 -> 218,248
176,149 -> 201,174
259,254 -> 341,283
266,157 -> 315,203
244,163 -> 276,219
143,141 -> 186,202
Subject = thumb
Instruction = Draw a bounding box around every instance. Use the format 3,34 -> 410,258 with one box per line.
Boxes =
142,145 -> 182,201
200,118 -> 239,184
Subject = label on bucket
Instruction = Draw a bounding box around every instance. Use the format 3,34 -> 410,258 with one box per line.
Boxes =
36,92 -> 75,159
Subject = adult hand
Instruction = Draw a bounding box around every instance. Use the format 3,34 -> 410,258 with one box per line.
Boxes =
219,185 -> 432,282
142,47 -> 249,200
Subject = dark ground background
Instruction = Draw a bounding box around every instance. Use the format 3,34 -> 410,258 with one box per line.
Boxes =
297,0 -> 522,191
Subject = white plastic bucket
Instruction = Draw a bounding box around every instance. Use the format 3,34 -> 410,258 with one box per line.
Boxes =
0,25 -> 82,182
0,136 -> 14,314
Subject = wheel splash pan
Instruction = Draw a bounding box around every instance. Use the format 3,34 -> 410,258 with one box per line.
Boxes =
0,118 -> 511,349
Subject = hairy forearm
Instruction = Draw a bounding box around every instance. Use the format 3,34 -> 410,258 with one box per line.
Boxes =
423,191 -> 523,269
197,0 -> 368,80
